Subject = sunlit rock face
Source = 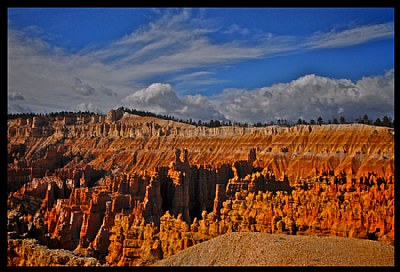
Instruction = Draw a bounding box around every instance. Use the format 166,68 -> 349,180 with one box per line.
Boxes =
7,111 -> 394,266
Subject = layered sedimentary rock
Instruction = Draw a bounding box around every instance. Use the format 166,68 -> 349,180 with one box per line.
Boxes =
8,112 -> 394,184
7,111 -> 394,266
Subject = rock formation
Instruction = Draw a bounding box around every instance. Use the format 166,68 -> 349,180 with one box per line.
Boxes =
8,239 -> 101,266
7,110 -> 394,266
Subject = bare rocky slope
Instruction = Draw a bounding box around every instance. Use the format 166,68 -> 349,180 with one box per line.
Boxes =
155,232 -> 394,266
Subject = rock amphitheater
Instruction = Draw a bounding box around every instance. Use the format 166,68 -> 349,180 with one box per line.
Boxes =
7,109 -> 394,266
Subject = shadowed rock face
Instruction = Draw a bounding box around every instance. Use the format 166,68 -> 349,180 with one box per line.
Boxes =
7,111 -> 394,266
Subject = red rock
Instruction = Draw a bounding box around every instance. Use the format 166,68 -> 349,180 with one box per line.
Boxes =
7,112 -> 394,266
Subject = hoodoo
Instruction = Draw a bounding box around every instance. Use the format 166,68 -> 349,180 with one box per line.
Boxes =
7,111 -> 394,266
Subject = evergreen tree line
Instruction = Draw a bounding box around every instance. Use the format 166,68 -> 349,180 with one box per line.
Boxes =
7,110 -> 97,120
118,107 -> 242,128
294,114 -> 394,128
7,109 -> 394,129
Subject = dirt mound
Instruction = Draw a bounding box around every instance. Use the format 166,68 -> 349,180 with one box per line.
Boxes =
154,232 -> 394,266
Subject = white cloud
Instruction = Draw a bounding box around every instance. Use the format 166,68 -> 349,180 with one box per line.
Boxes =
172,71 -> 213,81
213,70 -> 394,123
180,94 -> 225,121
121,83 -> 181,113
8,28 -> 125,114
307,22 -> 394,48
121,83 -> 224,121
73,102 -> 106,114
71,78 -> 117,97
8,103 -> 32,114
171,71 -> 228,94
352,69 -> 394,116
99,86 -> 117,97
84,9 -> 274,79
224,24 -> 250,35
8,90 -> 25,101
72,78 -> 96,96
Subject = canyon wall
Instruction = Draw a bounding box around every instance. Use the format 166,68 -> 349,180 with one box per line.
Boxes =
8,112 -> 394,185
7,111 -> 394,266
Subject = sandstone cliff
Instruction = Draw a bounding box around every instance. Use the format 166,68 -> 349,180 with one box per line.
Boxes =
8,112 -> 393,185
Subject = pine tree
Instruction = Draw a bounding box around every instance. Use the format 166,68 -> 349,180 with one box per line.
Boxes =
362,114 -> 370,125
374,118 -> 382,126
382,116 -> 392,127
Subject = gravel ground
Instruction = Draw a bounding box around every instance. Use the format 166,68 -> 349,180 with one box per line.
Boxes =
154,232 -> 394,266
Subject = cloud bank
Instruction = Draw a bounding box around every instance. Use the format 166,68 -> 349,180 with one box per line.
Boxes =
213,69 -> 394,123
117,70 -> 394,123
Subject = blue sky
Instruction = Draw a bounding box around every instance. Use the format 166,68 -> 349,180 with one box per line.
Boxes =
8,8 -> 394,123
